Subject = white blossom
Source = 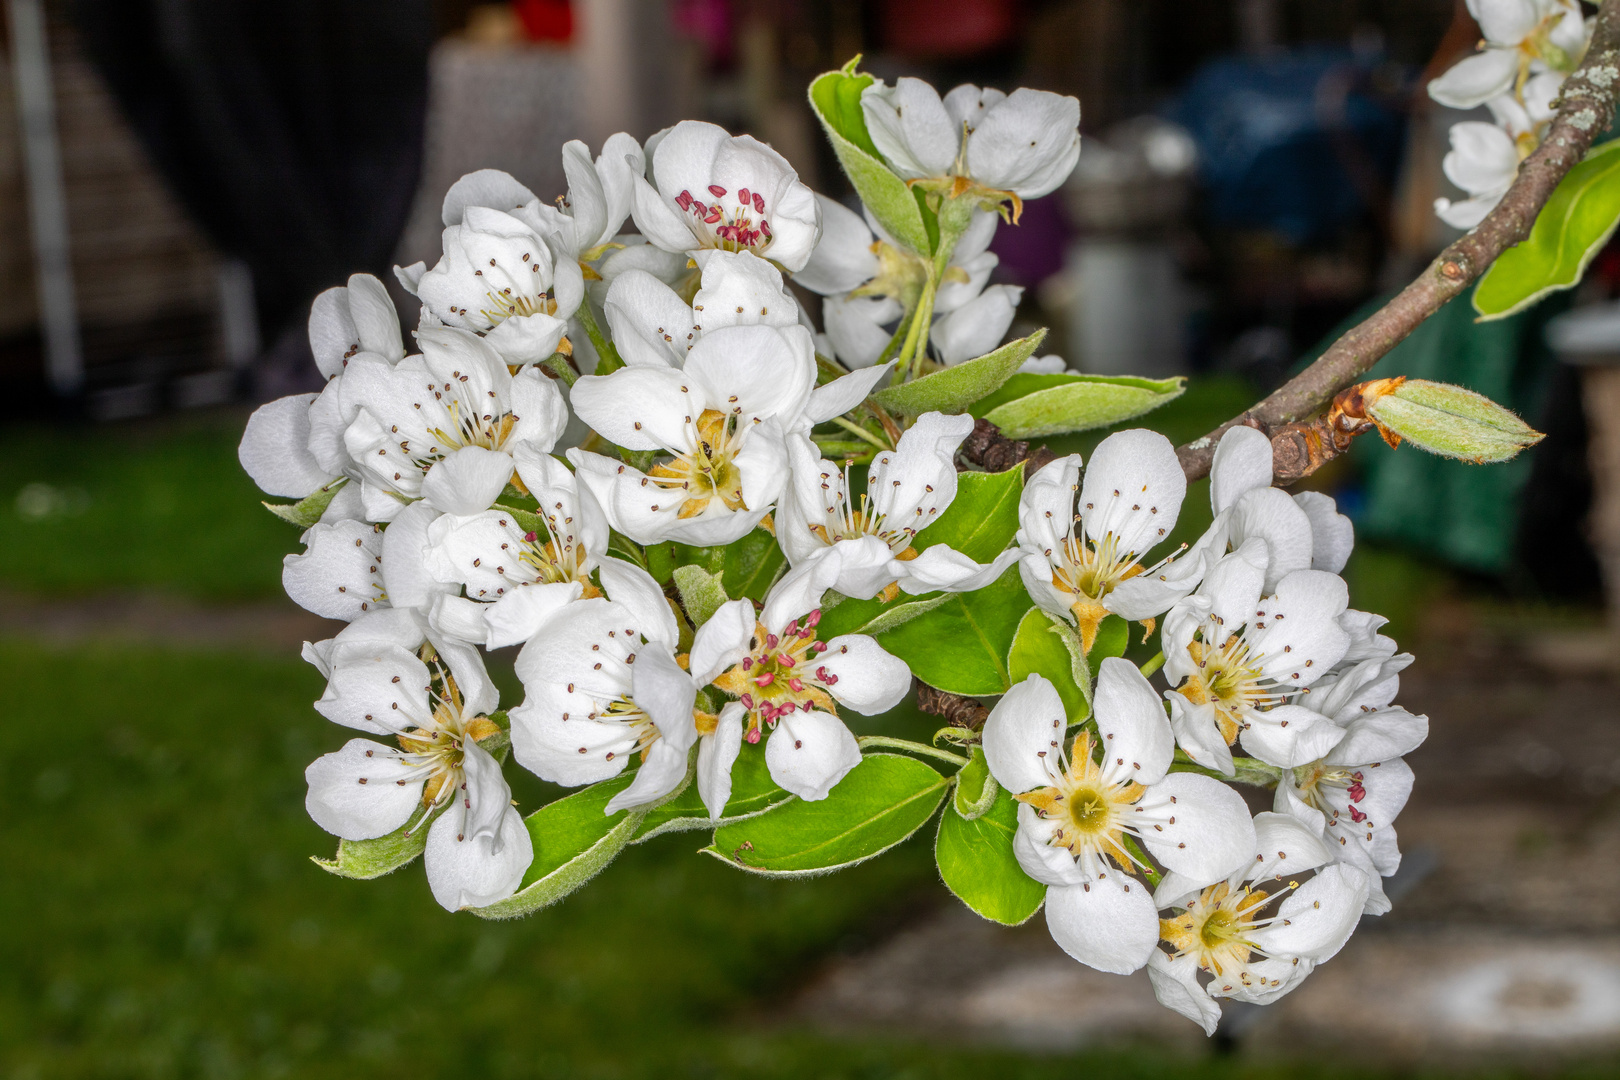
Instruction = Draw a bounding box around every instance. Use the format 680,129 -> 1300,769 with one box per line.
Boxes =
395,169 -> 586,365
1148,813 -> 1368,1032
861,79 -> 1081,200
778,412 -> 1018,599
529,134 -> 646,260
509,560 -> 699,815
1427,1 -> 1584,110
423,446 -> 605,649
304,637 -> 532,911
1017,429 -> 1195,653
981,663 -> 1256,975
930,284 -> 1022,365
689,555 -> 910,810
283,501 -> 453,622
603,249 -> 800,368
338,326 -> 569,521
629,120 -> 821,271
1162,542 -> 1352,774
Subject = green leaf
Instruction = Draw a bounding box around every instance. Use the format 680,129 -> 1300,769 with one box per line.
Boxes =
875,567 -> 1029,696
672,565 -> 728,629
703,754 -> 949,876
632,748 -> 793,842
643,527 -> 783,602
915,465 -> 1023,564
815,591 -> 954,641
1006,608 -> 1088,721
809,63 -> 932,255
936,753 -> 1045,926
1474,138 -> 1620,319
263,477 -> 347,528
1091,614 -> 1130,662
470,776 -> 642,919
971,373 -> 1186,438
1365,378 -> 1545,463
312,814 -> 431,880
869,330 -> 1047,416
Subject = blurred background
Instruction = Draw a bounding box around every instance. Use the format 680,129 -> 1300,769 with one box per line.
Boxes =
4,0 -> 1620,1076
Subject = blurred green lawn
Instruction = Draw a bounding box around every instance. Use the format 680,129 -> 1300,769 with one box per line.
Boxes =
0,388 -> 1519,1079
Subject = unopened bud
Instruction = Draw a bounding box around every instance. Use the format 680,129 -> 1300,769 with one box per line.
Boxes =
1349,377 -> 1544,464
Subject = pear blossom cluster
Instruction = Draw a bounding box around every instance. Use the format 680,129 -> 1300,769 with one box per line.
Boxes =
236,65 -> 1426,1036
1429,0 -> 1590,228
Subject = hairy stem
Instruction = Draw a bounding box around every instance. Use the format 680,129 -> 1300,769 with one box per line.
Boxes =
1174,0 -> 1620,482
856,734 -> 970,767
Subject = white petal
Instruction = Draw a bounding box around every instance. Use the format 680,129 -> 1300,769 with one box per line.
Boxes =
239,395 -> 333,498
982,673 -> 1066,795
425,801 -> 533,911
698,702 -> 746,819
825,294 -> 901,369
421,447 -> 514,516
691,250 -> 799,333
1137,772 -> 1257,885
1200,541 -> 1267,634
315,645 -> 431,734
805,361 -> 895,425
428,593 -> 495,647
630,171 -> 702,253
795,193 -> 879,295
1325,707 -> 1428,765
1012,803 -> 1087,885
1093,657 -> 1176,784
604,269 -> 696,367
766,710 -> 861,801
1248,569 -> 1350,687
304,740 -> 422,840
1248,810 -> 1332,881
604,737 -> 691,814
1079,429 -> 1186,558
896,545 -> 1019,595
1443,122 -> 1520,194
966,88 -> 1082,198
689,598 -> 757,686
1229,487 -> 1314,592
483,583 -> 585,649
760,555 -> 841,632
283,519 -> 384,621
598,557 -> 680,648
930,284 -> 1021,365
441,168 -> 537,226
570,365 -> 699,451
380,500 -> 456,612
684,324 -> 816,428
1293,491 -> 1353,573
861,77 -> 959,180
1209,426 -> 1272,513
1165,691 -> 1235,777
1254,863 -> 1367,961
1147,952 -> 1222,1036
1239,704 -> 1348,768
630,647 -> 698,755
820,635 -> 910,715
1044,873 -> 1159,974
1427,49 -> 1520,109
1472,0 -> 1541,46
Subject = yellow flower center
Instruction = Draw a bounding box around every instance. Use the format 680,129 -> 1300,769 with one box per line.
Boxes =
647,409 -> 749,520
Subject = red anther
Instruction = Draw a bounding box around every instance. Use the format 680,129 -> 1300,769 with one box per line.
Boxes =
806,609 -> 822,628
741,656 -> 753,670
523,531 -> 538,542
705,209 -> 722,224
760,220 -> 772,239
753,193 -> 765,213
823,673 -> 838,685
766,634 -> 779,648
740,693 -> 753,708
675,190 -> 693,211
801,701 -> 814,712
708,184 -> 726,197
737,187 -> 750,204
788,677 -> 805,693
745,727 -> 762,744
1346,783 -> 1367,802
754,671 -> 775,687
783,620 -> 798,637
812,641 -> 828,653
1347,805 -> 1367,824
778,653 -> 795,667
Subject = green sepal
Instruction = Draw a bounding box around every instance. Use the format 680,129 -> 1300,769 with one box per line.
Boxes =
312,812 -> 435,881
869,330 -> 1046,416
1474,138 -> 1620,320
673,565 -> 729,629
263,477 -> 348,528
702,753 -> 949,876
971,373 -> 1186,438
1090,614 -> 1130,663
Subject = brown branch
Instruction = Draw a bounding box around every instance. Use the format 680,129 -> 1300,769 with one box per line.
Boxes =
959,417 -> 1057,477
1175,0 -> 1620,483
915,680 -> 988,730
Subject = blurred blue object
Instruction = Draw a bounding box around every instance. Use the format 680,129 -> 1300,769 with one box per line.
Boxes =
1168,47 -> 1405,244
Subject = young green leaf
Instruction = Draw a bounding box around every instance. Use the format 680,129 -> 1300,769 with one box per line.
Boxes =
972,373 -> 1186,439
869,330 -> 1047,416
673,565 -> 729,629
632,750 -> 793,843
1364,378 -> 1544,463
936,752 -> 1045,926
703,754 -> 949,876
312,813 -> 433,881
1474,138 -> 1620,320
814,591 -> 954,641
915,465 -> 1023,564
470,776 -> 643,919
875,568 -> 1030,696
263,477 -> 348,528
1006,608 -> 1088,721
808,63 -> 933,256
